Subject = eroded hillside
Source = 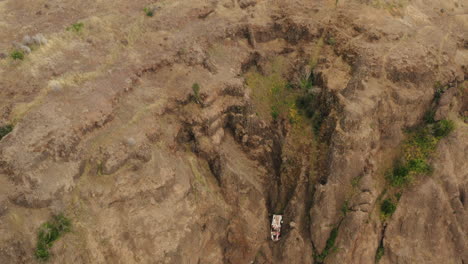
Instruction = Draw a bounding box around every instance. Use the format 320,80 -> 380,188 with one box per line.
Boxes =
0,0 -> 467,263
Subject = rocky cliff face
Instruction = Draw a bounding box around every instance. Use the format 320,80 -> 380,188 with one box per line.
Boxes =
0,0 -> 466,263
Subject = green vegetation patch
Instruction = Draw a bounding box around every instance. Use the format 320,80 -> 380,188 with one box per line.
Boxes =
423,109 -> 436,124
386,119 -> 454,187
245,40 -> 326,133
245,57 -> 301,122
296,93 -> 324,135
10,50 -> 24,60
375,243 -> 384,263
315,227 -> 339,263
351,175 -> 362,188
326,37 -> 336,46
433,119 -> 455,138
433,81 -> 449,103
380,198 -> 397,218
144,7 -> 154,17
192,83 -> 201,104
0,124 -> 13,140
341,200 -> 349,216
35,214 -> 71,261
67,22 -> 84,33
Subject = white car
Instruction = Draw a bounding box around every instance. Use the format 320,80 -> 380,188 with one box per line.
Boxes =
270,214 -> 283,241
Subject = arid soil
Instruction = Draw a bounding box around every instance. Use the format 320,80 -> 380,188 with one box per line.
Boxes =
0,0 -> 467,263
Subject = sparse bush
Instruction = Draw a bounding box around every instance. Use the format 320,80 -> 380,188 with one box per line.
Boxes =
351,175 -> 362,188
433,81 -> 447,103
288,104 -> 300,124
0,125 -> 13,140
432,119 -> 454,138
381,199 -> 397,217
423,109 -> 436,124
192,83 -> 201,104
67,22 -> 84,33
311,111 -> 325,135
296,94 -> 316,118
35,214 -> 71,261
326,37 -> 336,45
10,50 -> 24,60
395,192 -> 402,201
299,77 -> 313,90
341,200 -> 349,216
144,7 -> 154,17
271,105 -> 279,120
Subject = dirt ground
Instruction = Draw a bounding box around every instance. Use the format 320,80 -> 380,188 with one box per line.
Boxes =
0,0 -> 467,263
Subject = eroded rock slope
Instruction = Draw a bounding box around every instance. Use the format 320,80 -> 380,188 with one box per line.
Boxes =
0,0 -> 467,263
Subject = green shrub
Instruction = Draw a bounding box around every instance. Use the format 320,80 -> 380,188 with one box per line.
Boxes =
296,94 -> 315,116
351,175 -> 362,188
67,22 -> 84,33
35,244 -> 50,261
10,50 -> 24,60
381,199 -> 396,217
404,128 -> 437,160
406,158 -> 431,174
423,109 -> 436,124
433,83 -> 446,102
35,214 -> 71,261
311,111 -> 325,135
432,119 -> 454,138
395,192 -> 402,201
315,227 -> 339,263
387,164 -> 410,187
326,37 -> 336,46
296,94 -> 324,134
271,106 -> 279,120
144,7 -> 154,17
299,77 -> 313,90
192,83 -> 201,104
0,125 -> 13,140
386,160 -> 429,188
375,243 -> 384,262
341,200 -> 349,216
387,126 -> 439,187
